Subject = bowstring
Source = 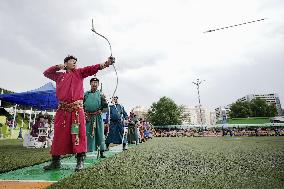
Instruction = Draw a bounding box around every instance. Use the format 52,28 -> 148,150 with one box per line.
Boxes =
91,19 -> 119,100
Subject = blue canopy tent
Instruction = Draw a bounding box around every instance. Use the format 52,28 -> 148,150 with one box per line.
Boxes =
0,82 -> 58,110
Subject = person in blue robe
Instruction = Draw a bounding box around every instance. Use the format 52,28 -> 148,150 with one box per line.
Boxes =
105,96 -> 128,151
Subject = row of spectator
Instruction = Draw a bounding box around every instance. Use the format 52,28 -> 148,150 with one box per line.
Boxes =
153,128 -> 284,137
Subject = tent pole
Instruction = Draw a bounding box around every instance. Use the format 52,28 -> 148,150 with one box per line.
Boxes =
29,107 -> 32,130
21,117 -> 24,128
12,104 -> 17,129
34,111 -> 37,124
0,89 -> 3,107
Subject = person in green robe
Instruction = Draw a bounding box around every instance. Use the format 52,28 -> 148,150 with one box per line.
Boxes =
128,112 -> 139,145
84,77 -> 108,158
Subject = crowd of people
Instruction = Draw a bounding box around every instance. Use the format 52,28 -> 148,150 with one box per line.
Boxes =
153,127 -> 284,137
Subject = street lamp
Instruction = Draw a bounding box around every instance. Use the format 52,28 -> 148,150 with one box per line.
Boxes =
192,79 -> 205,127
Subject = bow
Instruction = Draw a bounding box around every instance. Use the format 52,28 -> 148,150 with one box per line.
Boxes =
91,19 -> 118,99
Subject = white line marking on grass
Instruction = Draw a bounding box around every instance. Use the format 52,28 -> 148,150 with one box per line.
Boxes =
110,150 -> 122,153
86,155 -> 97,158
0,179 -> 57,183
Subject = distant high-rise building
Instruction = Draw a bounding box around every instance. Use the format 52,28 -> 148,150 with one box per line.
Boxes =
181,106 -> 198,125
131,106 -> 148,119
210,111 -> 217,125
237,93 -> 283,116
182,106 -> 215,125
215,105 -> 231,121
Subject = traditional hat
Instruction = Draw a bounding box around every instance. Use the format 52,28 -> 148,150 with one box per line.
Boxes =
90,77 -> 99,83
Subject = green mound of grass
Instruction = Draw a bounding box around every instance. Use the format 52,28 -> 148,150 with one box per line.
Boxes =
228,117 -> 270,124
217,117 -> 270,124
49,137 -> 284,189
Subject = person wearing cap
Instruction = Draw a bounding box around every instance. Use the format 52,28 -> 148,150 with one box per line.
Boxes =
83,77 -> 108,158
105,96 -> 128,151
43,55 -> 114,171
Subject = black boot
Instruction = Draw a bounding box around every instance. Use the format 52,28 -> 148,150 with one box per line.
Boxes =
122,143 -> 127,151
75,153 -> 85,172
43,156 -> 61,170
100,150 -> 106,158
105,143 -> 110,151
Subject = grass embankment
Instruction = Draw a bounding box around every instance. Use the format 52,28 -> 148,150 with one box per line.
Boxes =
0,139 -> 50,173
227,117 -> 270,124
49,137 -> 284,189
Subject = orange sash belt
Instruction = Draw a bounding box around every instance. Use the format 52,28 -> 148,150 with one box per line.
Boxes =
58,100 -> 83,112
58,100 -> 83,146
85,109 -> 102,121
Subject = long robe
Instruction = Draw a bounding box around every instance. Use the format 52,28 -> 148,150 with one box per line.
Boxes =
127,117 -> 139,144
84,90 -> 106,152
43,64 -> 100,156
102,112 -> 109,136
106,104 -> 128,144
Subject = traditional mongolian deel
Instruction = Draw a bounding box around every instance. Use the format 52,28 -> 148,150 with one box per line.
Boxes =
106,104 -> 128,144
84,90 -> 106,152
128,115 -> 139,144
44,64 -> 101,156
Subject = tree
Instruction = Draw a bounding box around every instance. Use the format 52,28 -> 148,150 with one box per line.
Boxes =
146,97 -> 183,126
229,97 -> 278,118
266,104 -> 277,117
250,98 -> 268,117
229,101 -> 252,118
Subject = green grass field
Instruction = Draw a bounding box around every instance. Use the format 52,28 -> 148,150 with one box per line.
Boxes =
48,137 -> 284,189
224,117 -> 270,124
0,139 -> 50,173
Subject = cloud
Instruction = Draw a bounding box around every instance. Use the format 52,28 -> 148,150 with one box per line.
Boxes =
0,0 -> 284,113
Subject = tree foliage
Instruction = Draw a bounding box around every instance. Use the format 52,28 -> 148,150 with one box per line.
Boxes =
146,96 -> 183,126
229,101 -> 251,118
229,98 -> 277,118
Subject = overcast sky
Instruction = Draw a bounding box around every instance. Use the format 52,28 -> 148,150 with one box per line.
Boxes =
0,0 -> 283,112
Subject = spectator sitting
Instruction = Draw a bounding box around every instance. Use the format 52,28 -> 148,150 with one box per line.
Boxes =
38,113 -> 51,142
30,113 -> 45,137
6,117 -> 15,130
